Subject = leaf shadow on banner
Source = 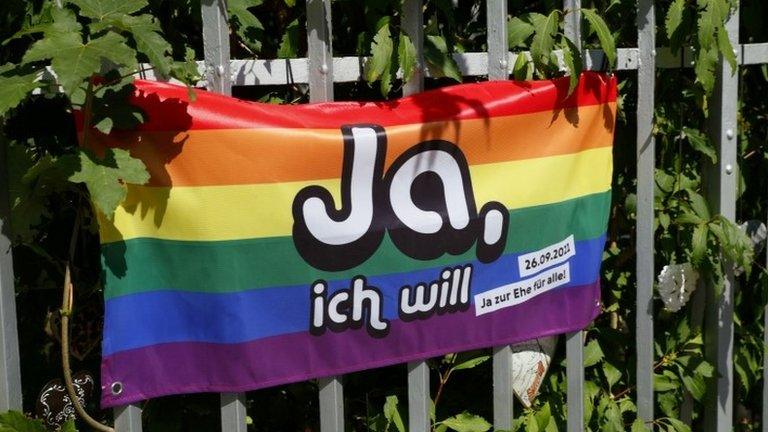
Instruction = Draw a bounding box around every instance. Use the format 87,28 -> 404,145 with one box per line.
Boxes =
100,89 -> 192,279
407,85 -> 492,147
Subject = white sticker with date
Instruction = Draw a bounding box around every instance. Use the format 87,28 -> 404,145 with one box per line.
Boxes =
518,235 -> 576,277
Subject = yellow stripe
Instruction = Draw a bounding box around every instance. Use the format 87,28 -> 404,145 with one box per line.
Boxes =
99,147 -> 613,243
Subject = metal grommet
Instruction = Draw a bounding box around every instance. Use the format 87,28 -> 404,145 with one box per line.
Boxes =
111,381 -> 123,396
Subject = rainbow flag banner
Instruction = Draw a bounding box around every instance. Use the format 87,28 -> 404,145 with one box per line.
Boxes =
94,72 -> 616,406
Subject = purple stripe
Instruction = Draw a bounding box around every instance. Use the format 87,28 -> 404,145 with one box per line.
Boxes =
101,281 -> 601,407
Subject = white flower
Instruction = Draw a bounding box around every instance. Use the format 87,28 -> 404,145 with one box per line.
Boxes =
657,263 -> 699,312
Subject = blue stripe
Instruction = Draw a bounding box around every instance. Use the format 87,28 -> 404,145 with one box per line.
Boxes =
103,235 -> 605,355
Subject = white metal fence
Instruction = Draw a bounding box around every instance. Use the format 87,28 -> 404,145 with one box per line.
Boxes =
1,0 -> 768,431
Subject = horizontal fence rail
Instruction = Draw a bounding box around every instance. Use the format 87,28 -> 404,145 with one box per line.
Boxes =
127,44 -> 768,88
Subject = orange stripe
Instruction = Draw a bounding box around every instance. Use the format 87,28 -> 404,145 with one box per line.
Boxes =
89,102 -> 615,187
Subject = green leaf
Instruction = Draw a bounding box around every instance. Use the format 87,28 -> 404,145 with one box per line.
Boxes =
534,402 -> 552,430
530,10 -> 559,73
7,144 -> 79,243
691,223 -> 709,265
59,419 -> 78,432
603,362 -> 622,388
228,0 -> 265,53
665,0 -> 686,48
277,19 -> 300,58
5,6 -> 82,42
600,398 -> 624,432
507,15 -> 535,48
694,359 -> 715,378
686,190 -> 710,220
441,412 -> 491,432
682,127 -> 717,163
0,68 -> 39,116
657,391 -> 679,418
665,417 -> 692,432
560,37 -> 582,95
584,339 -> 604,367
398,32 -> 417,83
98,14 -> 172,77
631,418 -> 651,432
24,32 -> 137,96
716,24 -> 737,74
511,52 -> 531,81
694,46 -> 718,94
424,35 -> 462,82
284,0 -> 296,5
383,395 -> 406,432
365,20 -> 393,83
653,371 -> 680,392
681,373 -> 706,401
91,80 -> 145,133
0,411 -> 47,432
452,353 -> 490,371
68,0 -> 148,21
582,9 -> 616,69
69,148 -> 150,218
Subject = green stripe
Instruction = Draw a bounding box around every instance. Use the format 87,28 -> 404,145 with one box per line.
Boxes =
102,190 -> 611,298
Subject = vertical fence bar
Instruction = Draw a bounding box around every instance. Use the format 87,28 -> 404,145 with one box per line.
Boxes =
486,0 -> 508,81
635,0 -> 655,425
220,393 -> 248,432
407,362 -> 430,432
401,0 -> 424,96
563,1 -> 584,431
307,0 -> 334,103
402,2 -> 430,431
307,1 -> 344,430
486,0 -> 513,429
318,378 -> 344,432
114,404 -> 142,432
703,2 -> 739,431
0,143 -> 22,412
565,333 -> 584,431
202,0 -> 232,95
202,1 -> 248,431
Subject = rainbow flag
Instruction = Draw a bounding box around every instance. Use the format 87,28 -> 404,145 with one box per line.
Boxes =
92,72 -> 616,406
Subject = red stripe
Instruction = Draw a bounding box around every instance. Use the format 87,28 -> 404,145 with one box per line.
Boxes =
96,72 -> 615,132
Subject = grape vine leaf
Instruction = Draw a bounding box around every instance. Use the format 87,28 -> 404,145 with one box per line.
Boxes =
95,14 -> 173,77
68,0 -> 148,21
0,67 -> 39,116
23,32 -> 137,96
0,410 -> 48,432
69,148 -> 150,218
5,6 -> 82,41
